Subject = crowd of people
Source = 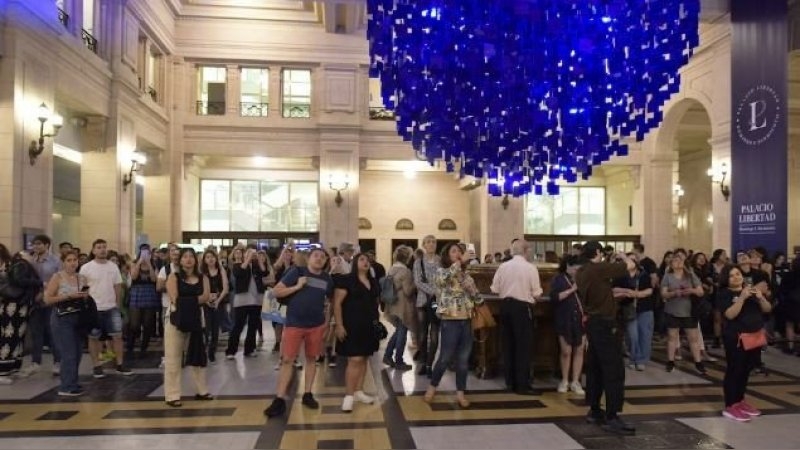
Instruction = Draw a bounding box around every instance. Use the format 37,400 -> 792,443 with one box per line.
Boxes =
0,234 -> 797,431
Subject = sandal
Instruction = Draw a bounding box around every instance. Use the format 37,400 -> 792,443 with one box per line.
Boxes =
456,396 -> 471,409
166,400 -> 182,407
195,393 -> 214,401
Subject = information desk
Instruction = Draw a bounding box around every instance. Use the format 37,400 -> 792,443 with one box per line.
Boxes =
466,263 -> 560,380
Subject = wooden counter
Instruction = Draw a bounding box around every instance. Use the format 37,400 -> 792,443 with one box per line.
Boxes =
467,263 -> 560,380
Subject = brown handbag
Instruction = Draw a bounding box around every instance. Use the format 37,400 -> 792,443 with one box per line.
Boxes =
471,302 -> 497,331
739,328 -> 767,351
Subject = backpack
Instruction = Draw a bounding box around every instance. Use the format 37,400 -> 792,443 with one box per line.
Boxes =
380,274 -> 398,305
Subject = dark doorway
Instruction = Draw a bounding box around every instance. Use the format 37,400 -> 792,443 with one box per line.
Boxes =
358,239 -> 376,254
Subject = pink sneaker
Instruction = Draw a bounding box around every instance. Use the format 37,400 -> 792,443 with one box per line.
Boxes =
722,405 -> 751,422
736,401 -> 762,417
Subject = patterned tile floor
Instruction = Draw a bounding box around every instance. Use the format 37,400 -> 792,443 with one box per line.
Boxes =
1,325 -> 800,449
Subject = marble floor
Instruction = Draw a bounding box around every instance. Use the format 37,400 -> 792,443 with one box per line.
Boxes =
1,324 -> 800,449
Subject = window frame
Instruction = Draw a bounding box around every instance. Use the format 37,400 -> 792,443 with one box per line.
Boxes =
524,186 -> 607,235
281,68 -> 312,118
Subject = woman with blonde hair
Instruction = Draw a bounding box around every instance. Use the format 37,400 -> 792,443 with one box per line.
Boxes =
383,245 -> 416,370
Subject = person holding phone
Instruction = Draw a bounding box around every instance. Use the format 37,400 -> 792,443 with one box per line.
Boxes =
660,254 -> 705,374
126,244 -> 160,357
225,247 -> 268,359
44,250 -> 90,396
717,265 -> 772,421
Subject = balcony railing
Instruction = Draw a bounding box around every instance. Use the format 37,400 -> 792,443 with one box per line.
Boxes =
81,29 -> 97,54
240,102 -> 269,117
57,8 -> 69,29
282,103 -> 311,118
369,107 -> 396,121
196,101 -> 226,116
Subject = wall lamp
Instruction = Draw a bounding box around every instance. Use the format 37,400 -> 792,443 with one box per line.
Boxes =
328,173 -> 349,207
673,184 -> 685,198
122,151 -> 147,191
501,194 -> 510,210
707,162 -> 730,201
29,103 -> 63,165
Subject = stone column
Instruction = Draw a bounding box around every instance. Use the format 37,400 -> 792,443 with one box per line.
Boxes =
318,134 -> 360,248
641,152 -> 676,260
226,64 -> 239,116
709,132 -> 732,252
79,114 -> 136,254
480,185 -> 525,258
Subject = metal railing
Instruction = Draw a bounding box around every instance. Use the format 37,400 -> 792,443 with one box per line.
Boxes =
282,103 -> 311,118
240,102 -> 269,117
57,8 -> 69,29
196,101 -> 226,115
369,107 -> 395,121
81,29 -> 97,54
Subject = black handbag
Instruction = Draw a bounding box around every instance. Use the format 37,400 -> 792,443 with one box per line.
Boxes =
0,273 -> 24,300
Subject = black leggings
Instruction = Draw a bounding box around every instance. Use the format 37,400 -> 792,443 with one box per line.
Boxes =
722,330 -> 760,407
127,307 -> 158,353
226,305 -> 261,356
416,306 -> 440,367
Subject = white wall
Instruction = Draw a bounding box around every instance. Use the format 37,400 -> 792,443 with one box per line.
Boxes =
358,171 -> 469,265
182,171 -> 200,231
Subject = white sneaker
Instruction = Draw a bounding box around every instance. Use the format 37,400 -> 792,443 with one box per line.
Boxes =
570,381 -> 585,395
52,363 -> 60,376
557,381 -> 569,393
18,363 -> 40,378
354,390 -> 375,404
341,395 -> 354,412
0,376 -> 13,385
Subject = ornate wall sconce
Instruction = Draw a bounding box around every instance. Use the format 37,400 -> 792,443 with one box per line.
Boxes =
673,184 -> 685,198
328,173 -> 349,207
707,162 -> 730,201
29,103 -> 63,165
122,151 -> 147,191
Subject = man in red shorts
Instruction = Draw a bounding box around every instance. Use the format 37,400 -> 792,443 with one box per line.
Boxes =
264,247 -> 334,417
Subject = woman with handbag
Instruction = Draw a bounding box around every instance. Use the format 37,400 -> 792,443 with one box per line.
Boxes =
164,248 -> 212,407
612,254 -> 654,372
423,243 -> 482,409
333,253 -> 380,412
717,265 -> 772,422
44,251 -> 90,396
551,255 -> 587,393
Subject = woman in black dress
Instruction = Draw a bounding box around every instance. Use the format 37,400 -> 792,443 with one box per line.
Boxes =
333,253 -> 380,412
200,250 -> 229,363
550,255 -> 585,394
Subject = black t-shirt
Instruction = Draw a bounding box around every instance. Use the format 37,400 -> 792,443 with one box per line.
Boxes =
612,270 -> 654,312
717,288 -> 764,334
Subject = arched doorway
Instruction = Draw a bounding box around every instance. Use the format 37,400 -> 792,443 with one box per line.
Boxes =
671,100 -> 713,252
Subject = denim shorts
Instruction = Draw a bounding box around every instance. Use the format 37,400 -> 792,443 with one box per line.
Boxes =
89,307 -> 123,338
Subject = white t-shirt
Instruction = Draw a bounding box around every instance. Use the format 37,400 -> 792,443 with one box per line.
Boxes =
79,260 -> 123,311
158,263 -> 179,308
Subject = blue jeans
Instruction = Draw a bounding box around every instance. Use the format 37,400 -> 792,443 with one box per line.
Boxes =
30,306 -> 60,365
626,310 -> 654,365
383,316 -> 408,363
430,319 -> 473,391
50,312 -> 83,392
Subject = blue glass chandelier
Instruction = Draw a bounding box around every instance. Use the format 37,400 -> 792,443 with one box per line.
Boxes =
367,0 -> 700,196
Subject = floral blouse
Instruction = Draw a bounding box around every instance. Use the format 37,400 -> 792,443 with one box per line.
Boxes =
434,264 -> 482,320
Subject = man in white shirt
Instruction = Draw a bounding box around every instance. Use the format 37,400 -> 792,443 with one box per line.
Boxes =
79,239 -> 132,378
491,239 -> 542,395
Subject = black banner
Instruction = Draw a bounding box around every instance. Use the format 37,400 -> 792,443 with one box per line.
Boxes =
731,0 -> 788,254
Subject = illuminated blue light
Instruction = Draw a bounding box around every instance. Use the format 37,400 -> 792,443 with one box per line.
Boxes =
367,0 -> 700,196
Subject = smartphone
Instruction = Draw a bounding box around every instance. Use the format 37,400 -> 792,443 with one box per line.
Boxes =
466,243 -> 476,253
